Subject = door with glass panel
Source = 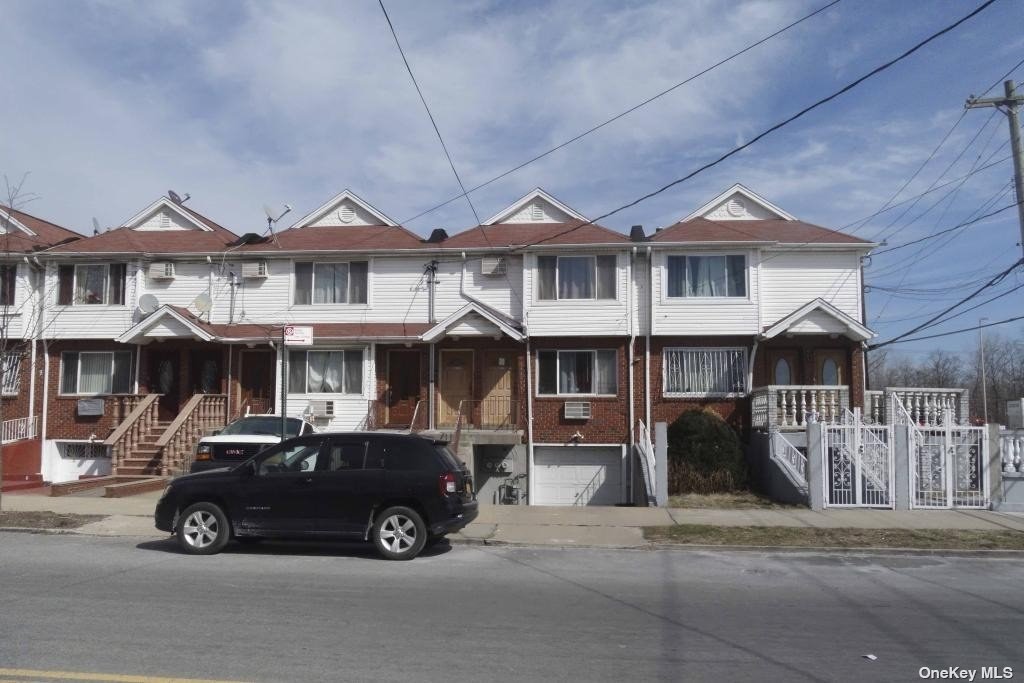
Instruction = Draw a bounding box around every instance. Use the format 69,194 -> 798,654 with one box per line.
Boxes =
767,350 -> 800,386
814,350 -> 845,386
148,349 -> 180,420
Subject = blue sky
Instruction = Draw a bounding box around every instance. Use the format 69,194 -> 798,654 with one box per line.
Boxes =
2,0 -> 1022,357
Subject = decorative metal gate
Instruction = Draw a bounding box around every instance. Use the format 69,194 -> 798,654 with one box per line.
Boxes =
822,409 -> 894,507
908,418 -> 988,509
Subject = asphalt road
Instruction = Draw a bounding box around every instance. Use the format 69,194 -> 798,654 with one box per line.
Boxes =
0,533 -> 1021,683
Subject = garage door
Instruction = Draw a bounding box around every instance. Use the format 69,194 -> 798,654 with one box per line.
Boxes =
533,446 -> 622,506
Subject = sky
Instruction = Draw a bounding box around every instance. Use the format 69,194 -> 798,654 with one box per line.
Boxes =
1,0 -> 1022,359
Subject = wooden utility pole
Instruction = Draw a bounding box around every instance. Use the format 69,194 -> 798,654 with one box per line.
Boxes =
966,80 -> 1024,257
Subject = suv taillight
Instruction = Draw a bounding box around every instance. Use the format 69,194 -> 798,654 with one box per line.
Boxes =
439,471 -> 457,496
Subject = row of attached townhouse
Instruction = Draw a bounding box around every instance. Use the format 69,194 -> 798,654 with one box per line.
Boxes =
0,183 -> 875,505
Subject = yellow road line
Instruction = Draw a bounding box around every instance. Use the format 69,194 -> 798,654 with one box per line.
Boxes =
0,670 -> 251,683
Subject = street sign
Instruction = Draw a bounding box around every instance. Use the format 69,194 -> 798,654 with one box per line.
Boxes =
283,325 -> 313,346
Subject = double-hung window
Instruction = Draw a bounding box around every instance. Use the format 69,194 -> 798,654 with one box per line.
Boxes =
537,255 -> 616,300
1,352 -> 21,394
294,262 -> 368,305
288,350 -> 364,394
57,264 -> 127,305
60,351 -> 134,395
0,265 -> 15,306
663,348 -> 747,396
537,350 -> 617,395
665,255 -> 746,298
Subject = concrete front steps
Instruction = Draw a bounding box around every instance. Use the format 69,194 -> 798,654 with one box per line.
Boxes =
50,475 -> 167,498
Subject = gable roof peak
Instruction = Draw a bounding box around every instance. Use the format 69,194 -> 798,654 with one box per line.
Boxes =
121,197 -> 215,232
290,189 -> 398,228
683,183 -> 796,222
483,188 -> 588,225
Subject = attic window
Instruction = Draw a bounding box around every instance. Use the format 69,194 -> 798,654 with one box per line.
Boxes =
726,198 -> 746,217
530,203 -> 544,221
338,205 -> 356,224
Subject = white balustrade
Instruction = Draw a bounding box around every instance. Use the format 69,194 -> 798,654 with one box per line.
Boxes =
887,388 -> 967,426
999,429 -> 1024,473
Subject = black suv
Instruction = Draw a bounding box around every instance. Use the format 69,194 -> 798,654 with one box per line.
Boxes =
155,432 -> 477,560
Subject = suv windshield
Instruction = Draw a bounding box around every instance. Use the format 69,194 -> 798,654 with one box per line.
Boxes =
433,443 -> 463,470
220,416 -> 304,437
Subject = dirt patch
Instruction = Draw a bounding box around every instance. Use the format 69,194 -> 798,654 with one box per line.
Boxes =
644,524 -> 1024,550
0,510 -> 105,529
667,492 -> 796,509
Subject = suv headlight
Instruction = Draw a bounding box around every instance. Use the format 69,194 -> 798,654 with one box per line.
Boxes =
195,443 -> 212,461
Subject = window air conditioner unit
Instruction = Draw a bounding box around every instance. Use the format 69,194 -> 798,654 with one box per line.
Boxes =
241,260 -> 269,279
148,262 -> 175,280
308,399 -> 335,419
564,401 -> 592,420
480,256 -> 506,276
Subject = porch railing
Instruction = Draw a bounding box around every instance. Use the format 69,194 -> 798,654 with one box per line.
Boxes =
1,415 -> 38,444
769,429 -> 808,493
634,419 -> 656,505
750,385 -> 849,430
102,394 -> 160,471
999,428 -> 1024,473
884,387 -> 969,427
157,394 -> 227,475
440,398 -> 519,431
363,399 -> 427,432
865,390 -> 884,424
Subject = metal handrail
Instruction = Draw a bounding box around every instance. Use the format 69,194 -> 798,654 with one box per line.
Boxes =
770,430 -> 807,489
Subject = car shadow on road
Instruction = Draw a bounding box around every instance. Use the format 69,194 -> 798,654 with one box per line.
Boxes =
135,536 -> 454,560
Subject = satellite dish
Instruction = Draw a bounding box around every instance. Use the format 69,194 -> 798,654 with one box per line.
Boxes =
263,203 -> 293,223
138,293 -> 160,314
193,293 -> 213,314
168,190 -> 182,204
91,218 -> 100,236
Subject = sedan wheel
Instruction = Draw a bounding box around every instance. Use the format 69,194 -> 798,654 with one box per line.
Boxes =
372,506 -> 426,560
176,502 -> 230,555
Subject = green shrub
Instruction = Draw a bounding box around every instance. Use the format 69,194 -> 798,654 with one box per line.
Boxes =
666,409 -> 747,494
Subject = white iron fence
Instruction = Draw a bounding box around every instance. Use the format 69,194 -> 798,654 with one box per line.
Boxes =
2,415 -> 38,444
821,409 -> 894,507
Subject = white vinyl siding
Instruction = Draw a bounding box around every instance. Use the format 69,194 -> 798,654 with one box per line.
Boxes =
526,253 -> 628,336
46,262 -> 138,339
663,347 -> 747,397
652,250 -> 759,335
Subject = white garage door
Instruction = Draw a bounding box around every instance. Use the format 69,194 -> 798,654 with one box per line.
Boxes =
533,446 -> 623,506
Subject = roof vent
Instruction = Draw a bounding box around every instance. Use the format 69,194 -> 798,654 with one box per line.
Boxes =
726,197 -> 746,217
629,225 -> 646,242
338,205 -> 356,223
530,203 -> 544,221
425,228 -> 448,243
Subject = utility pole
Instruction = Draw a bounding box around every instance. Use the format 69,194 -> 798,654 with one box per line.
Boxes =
979,317 -> 989,424
966,80 -> 1024,257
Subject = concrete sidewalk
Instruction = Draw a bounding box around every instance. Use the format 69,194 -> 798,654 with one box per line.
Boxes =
3,491 -> 1024,547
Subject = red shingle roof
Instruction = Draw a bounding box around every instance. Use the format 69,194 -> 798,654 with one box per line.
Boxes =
442,221 -> 629,248
46,205 -> 239,255
650,218 -> 871,245
0,205 -> 81,253
167,306 -> 429,340
238,224 -> 430,252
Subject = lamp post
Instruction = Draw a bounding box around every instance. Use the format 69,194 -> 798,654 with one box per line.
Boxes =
979,317 -> 988,425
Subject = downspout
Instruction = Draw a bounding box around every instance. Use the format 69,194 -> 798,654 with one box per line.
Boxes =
645,246 -> 652,429
27,262 -> 40,431
748,339 -> 760,393
627,248 -> 636,505
226,343 -> 233,420
428,342 -> 436,430
525,338 -> 534,506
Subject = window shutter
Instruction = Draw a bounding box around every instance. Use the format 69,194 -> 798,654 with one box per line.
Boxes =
57,265 -> 74,305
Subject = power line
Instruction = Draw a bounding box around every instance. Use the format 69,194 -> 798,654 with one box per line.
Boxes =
870,256 -> 1023,349
869,202 -> 1018,256
398,0 -> 843,226
508,0 -> 999,252
877,312 -> 1024,346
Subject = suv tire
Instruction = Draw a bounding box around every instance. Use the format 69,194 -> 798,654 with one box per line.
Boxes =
372,506 -> 427,560
177,502 -> 230,555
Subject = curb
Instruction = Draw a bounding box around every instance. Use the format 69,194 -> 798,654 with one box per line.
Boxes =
642,542 -> 1024,557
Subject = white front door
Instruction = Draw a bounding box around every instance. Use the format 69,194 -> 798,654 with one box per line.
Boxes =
533,446 -> 622,506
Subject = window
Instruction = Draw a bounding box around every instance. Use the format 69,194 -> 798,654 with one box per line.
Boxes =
257,439 -> 324,475
60,351 -> 134,395
537,350 -> 616,395
773,358 -> 791,385
664,348 -> 747,396
821,358 -> 840,385
1,352 -> 21,394
537,255 -> 616,300
288,350 -> 363,394
294,261 -> 368,305
57,442 -> 110,460
325,440 -> 368,472
57,264 -> 126,305
0,265 -> 15,306
666,255 -> 746,297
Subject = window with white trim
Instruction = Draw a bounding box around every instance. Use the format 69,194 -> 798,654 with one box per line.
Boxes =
57,442 -> 110,459
1,352 -> 20,394
537,255 -> 616,300
57,264 -> 127,306
60,351 -> 134,395
294,261 -> 368,305
537,350 -> 617,395
288,350 -> 363,394
665,255 -> 746,297
663,348 -> 747,396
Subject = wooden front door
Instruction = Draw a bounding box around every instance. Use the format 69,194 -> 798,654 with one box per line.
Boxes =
386,350 -> 421,427
240,350 -> 275,416
814,350 -> 846,385
190,349 -> 223,395
438,350 -> 473,428
481,350 -> 516,428
148,349 -> 180,420
767,350 -> 800,385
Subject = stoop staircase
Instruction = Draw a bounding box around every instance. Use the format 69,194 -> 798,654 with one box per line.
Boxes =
50,393 -> 227,498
